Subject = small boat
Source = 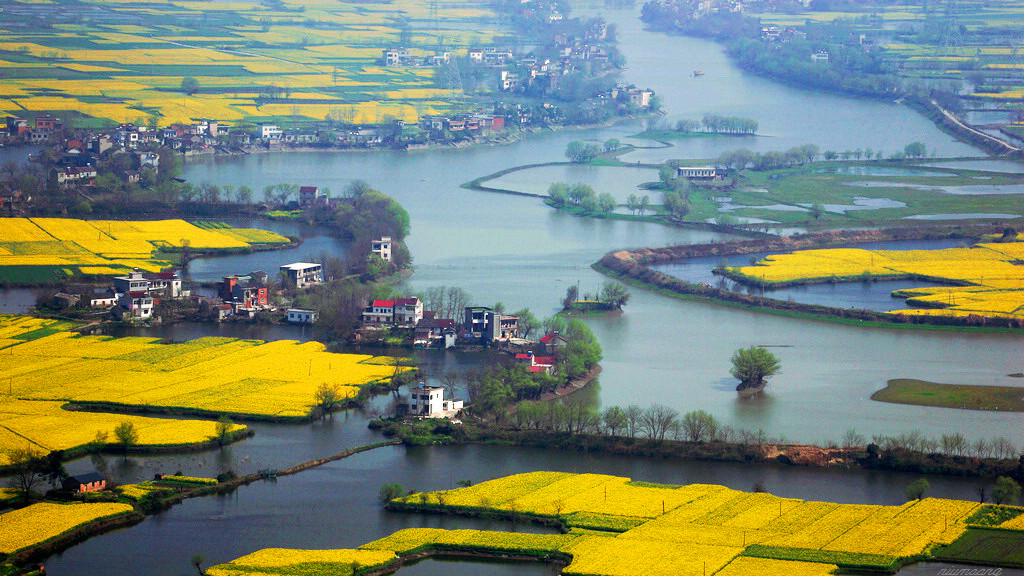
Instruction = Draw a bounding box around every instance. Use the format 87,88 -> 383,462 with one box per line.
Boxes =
692,70 -> 704,77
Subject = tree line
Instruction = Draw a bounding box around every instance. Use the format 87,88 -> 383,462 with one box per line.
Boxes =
647,114 -> 758,135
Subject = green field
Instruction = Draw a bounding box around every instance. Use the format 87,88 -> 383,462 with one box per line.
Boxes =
872,378 -> 1024,412
932,527 -> 1024,567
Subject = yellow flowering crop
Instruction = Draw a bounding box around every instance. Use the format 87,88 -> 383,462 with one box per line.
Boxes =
716,557 -> 839,576
159,475 -> 217,485
0,502 -> 134,554
0,315 -> 407,426
206,548 -> 398,576
381,473 -> 986,574
728,242 -> 1024,317
0,218 -> 288,279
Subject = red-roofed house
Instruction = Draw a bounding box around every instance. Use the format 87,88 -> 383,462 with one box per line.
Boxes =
515,352 -> 555,375
362,300 -> 395,325
540,331 -> 568,354
299,185 -> 326,209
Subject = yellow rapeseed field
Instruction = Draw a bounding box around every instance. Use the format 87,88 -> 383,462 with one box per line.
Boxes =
0,315 -> 406,463
207,548 -> 399,576
0,217 -> 288,279
0,502 -> 134,554
209,472 -> 989,576
728,242 -> 1024,318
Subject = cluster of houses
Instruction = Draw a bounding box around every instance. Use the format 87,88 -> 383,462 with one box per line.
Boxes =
54,268 -> 188,320
403,330 -> 569,419
358,298 -> 568,362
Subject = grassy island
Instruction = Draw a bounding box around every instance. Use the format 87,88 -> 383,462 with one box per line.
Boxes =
872,379 -> 1024,412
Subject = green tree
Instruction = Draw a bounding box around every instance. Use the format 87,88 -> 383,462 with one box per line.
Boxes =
181,76 -> 200,95
905,477 -> 930,500
729,346 -> 781,391
512,308 -> 540,338
190,554 -> 204,576
680,409 -> 719,442
603,138 -> 620,152
626,193 -> 640,215
548,182 -> 570,206
561,319 -> 602,380
565,140 -> 600,163
599,281 -> 630,309
378,483 -> 407,504
601,406 -> 627,436
314,383 -> 342,418
215,415 -> 234,446
597,192 -> 616,213
561,285 -> 579,309
659,164 -> 677,187
810,203 -> 824,219
904,141 -> 928,159
993,476 -> 1022,505
114,421 -> 138,454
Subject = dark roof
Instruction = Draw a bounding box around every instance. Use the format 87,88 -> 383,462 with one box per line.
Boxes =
418,318 -> 454,329
299,186 -> 318,193
70,472 -> 104,484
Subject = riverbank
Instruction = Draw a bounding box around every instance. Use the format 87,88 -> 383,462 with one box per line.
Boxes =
594,226 -> 1024,332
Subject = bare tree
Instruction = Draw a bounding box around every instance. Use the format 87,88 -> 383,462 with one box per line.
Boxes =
623,404 -> 643,438
7,446 -> 46,497
640,404 -> 679,442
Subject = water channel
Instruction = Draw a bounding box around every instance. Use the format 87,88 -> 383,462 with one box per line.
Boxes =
18,3 -> 1024,573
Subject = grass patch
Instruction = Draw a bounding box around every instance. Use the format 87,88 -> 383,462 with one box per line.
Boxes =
931,527 -> 1024,567
741,544 -> 902,572
966,505 -> 1024,527
871,378 -> 1024,412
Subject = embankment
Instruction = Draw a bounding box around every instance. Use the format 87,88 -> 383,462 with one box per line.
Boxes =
594,226 -> 1024,331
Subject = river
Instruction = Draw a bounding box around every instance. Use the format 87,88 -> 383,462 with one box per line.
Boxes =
178,5 -> 1021,447
20,2 -> 1024,574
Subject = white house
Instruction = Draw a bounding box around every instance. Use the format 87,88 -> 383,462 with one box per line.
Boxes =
280,262 -> 323,288
393,297 -> 422,325
113,269 -> 151,294
260,124 -> 283,140
371,236 -> 392,262
287,308 -> 318,324
117,291 -> 153,319
407,384 -> 463,418
676,166 -> 717,180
